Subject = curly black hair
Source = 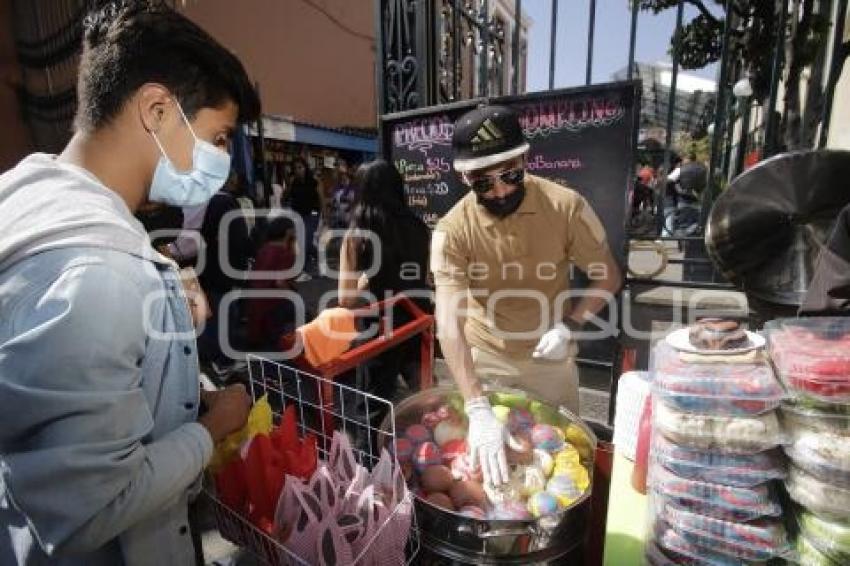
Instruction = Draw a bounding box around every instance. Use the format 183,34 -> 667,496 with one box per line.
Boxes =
76,0 -> 260,131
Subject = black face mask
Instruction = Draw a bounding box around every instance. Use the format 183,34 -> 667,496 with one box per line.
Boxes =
477,184 -> 526,218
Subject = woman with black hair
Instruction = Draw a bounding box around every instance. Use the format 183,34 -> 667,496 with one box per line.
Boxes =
337,160 -> 431,427
286,157 -> 323,277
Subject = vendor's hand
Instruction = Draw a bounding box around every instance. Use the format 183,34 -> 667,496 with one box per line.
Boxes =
532,322 -> 572,361
199,384 -> 252,443
465,396 -> 510,486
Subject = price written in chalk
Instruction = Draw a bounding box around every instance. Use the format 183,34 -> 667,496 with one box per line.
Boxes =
425,157 -> 451,174
405,181 -> 450,196
408,195 -> 429,208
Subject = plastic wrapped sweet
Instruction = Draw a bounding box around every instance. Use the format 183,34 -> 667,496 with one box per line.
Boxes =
653,343 -> 783,416
654,401 -> 784,453
766,318 -> 850,403
661,505 -> 790,561
651,521 -> 756,566
786,448 -> 850,490
650,465 -> 781,522
781,401 -> 850,435
644,541 -> 707,566
781,404 -> 850,481
798,510 -> 850,564
644,541 -> 741,566
797,534 -> 842,566
652,435 -> 786,487
787,465 -> 850,521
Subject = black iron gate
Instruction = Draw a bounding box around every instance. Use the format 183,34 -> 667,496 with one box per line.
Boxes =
373,0 -> 850,424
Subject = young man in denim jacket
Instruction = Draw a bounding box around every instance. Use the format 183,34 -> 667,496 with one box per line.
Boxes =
0,2 -> 260,563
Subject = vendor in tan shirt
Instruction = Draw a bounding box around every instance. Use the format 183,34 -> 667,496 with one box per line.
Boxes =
431,105 -> 621,485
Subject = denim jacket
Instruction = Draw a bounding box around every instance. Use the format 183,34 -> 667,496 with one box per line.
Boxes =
0,155 -> 213,565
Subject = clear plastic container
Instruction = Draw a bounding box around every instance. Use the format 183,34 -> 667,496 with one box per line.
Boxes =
786,465 -> 850,521
797,534 -> 843,566
785,444 -> 850,489
654,401 -> 785,453
650,521 -> 752,566
653,343 -> 784,416
650,464 -> 781,522
781,401 -> 850,435
660,505 -> 790,561
651,435 -> 786,487
766,318 -> 850,404
798,509 -> 850,565
781,404 -> 850,484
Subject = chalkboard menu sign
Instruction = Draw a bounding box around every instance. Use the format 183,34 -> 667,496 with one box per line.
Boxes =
382,81 -> 640,264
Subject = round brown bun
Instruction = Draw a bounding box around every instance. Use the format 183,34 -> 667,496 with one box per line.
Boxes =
688,318 -> 750,350
421,465 -> 454,493
450,480 -> 488,509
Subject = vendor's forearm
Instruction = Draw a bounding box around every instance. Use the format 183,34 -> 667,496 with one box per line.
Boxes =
435,287 -> 481,400
566,261 -> 622,325
439,331 -> 481,401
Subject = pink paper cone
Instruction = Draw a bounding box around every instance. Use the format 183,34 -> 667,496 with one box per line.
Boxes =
370,448 -> 395,507
329,431 -> 358,484
315,517 -> 354,566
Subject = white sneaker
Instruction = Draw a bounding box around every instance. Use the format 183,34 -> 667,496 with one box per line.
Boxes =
295,273 -> 312,282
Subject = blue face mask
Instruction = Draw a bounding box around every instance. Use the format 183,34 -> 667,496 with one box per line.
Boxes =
148,101 -> 231,206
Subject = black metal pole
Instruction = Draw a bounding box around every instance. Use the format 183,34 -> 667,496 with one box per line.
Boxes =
721,76 -> 736,181
374,0 -> 386,131
586,0 -> 596,85
453,0 -> 461,101
549,0 -> 558,90
734,99 -> 752,176
513,0 -> 522,94
819,0 -> 848,148
703,0 -> 734,225
415,0 -> 431,107
481,0 -> 490,98
627,0 -> 639,79
659,0 -> 684,235
764,0 -> 789,157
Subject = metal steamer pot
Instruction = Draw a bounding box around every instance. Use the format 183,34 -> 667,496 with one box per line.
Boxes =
380,386 -> 597,564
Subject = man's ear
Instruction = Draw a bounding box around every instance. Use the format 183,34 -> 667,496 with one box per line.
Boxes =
137,83 -> 173,133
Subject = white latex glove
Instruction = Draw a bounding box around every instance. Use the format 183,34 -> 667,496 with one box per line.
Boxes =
532,322 -> 572,361
465,396 -> 510,486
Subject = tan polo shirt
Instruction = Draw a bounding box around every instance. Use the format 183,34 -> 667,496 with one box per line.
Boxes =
432,174 -> 611,357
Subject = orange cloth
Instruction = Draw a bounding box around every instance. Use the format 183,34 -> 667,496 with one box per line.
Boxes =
638,166 -> 655,186
298,307 -> 357,366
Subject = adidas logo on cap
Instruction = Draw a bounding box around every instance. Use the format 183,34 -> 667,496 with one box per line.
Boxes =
471,118 -> 504,145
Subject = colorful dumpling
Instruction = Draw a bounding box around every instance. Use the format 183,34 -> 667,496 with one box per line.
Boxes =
413,441 -> 442,472
528,491 -> 563,518
546,474 -> 583,506
531,424 -> 565,453
405,424 -> 432,446
508,408 -> 535,434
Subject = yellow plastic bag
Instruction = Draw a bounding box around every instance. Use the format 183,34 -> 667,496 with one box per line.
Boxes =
208,394 -> 273,472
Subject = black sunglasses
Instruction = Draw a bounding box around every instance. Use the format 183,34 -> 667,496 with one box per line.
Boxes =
466,168 -> 525,194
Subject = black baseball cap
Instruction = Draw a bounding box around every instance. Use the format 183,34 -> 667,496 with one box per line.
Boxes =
452,105 -> 530,172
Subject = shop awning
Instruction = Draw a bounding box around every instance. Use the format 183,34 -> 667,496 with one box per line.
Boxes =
292,121 -> 376,153
246,115 -> 376,153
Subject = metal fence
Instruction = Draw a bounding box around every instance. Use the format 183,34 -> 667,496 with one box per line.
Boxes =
375,0 -> 850,236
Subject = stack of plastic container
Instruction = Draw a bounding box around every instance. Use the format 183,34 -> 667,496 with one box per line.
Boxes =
645,340 -> 791,564
767,317 -> 850,565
